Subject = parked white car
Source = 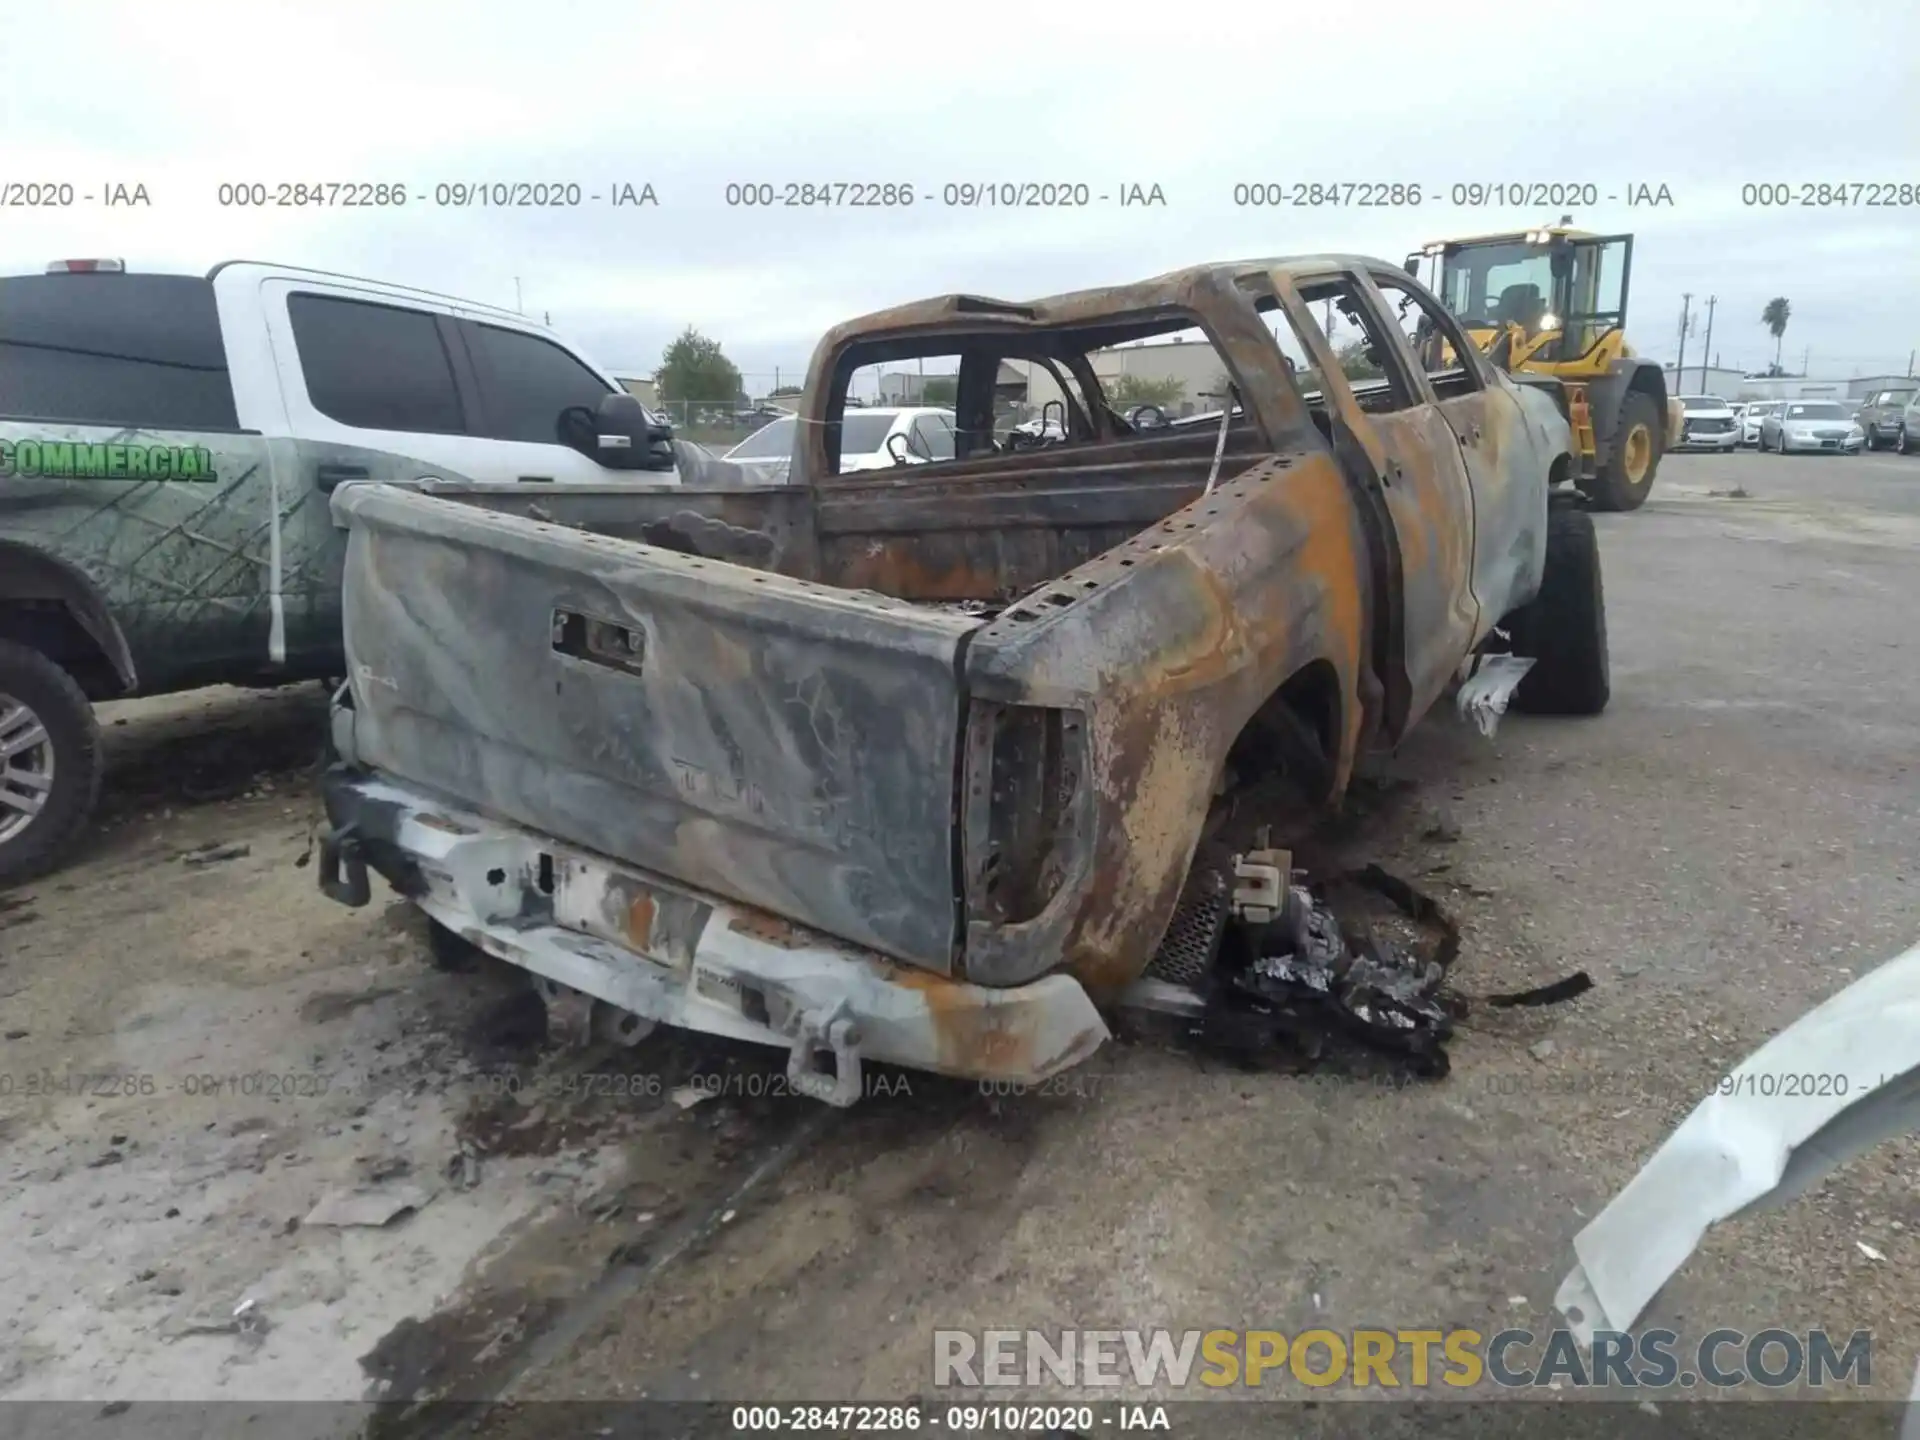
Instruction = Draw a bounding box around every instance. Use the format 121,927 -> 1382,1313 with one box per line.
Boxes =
1738,400 -> 1781,447
1758,400 -> 1864,455
723,406 -> 956,483
1673,395 -> 1739,452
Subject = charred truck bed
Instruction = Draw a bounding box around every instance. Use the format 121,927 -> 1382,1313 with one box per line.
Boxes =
320,256 -> 1571,1094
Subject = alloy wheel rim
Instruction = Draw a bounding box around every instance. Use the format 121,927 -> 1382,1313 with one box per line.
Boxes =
0,693 -> 55,845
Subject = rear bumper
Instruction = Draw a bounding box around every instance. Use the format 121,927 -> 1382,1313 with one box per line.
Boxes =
316,767 -> 1109,1103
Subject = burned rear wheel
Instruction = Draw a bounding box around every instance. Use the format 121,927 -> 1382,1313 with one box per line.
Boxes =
1586,391 -> 1661,512
1509,507 -> 1610,716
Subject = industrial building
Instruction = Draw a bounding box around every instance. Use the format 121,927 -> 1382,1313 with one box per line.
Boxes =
1662,364 -> 1914,403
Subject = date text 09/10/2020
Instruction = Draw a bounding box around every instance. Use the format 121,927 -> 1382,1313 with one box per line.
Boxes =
10,178 -> 1920,210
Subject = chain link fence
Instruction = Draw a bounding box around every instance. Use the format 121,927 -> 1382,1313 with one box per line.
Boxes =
646,398 -> 793,450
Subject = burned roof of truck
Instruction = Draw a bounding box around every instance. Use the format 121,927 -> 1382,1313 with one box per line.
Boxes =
818,256 -> 1412,346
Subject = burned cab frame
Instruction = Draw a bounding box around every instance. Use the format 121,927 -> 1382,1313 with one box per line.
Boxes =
316,255 -> 1595,1102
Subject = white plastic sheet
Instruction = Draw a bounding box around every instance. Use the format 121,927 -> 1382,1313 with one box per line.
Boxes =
1556,941 -> 1920,1345
1455,653 -> 1536,738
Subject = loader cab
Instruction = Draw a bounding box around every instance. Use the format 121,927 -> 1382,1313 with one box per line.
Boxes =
1434,227 -> 1634,376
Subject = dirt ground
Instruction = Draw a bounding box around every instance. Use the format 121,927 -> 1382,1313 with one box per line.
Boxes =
2,449 -> 1917,1427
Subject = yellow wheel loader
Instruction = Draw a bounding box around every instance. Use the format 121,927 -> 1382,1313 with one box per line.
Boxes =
1407,223 -> 1684,512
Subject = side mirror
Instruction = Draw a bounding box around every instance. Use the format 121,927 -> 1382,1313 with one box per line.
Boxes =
586,392 -> 674,471
1402,253 -> 1421,276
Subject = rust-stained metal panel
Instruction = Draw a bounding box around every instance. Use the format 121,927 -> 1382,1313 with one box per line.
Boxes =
332,483 -> 979,973
1454,382 -> 1556,629
957,449 -> 1372,991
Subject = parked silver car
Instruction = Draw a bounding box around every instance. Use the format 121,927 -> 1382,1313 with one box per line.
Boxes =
1674,395 -> 1739,451
1758,399 -> 1864,455
1854,386 -> 1916,450
1739,400 -> 1781,446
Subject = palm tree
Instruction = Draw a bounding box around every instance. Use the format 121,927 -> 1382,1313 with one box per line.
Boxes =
1761,297 -> 1792,373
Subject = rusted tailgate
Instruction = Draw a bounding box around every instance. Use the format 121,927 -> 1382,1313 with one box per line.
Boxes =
331,484 -> 980,973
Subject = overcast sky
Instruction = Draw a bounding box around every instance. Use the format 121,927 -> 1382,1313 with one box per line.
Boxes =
6,0 -> 1917,388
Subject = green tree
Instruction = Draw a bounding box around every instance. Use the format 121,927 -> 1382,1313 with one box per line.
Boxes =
1336,338 -> 1384,381
1106,373 -> 1187,409
920,375 -> 958,406
769,384 -> 803,397
657,326 -> 744,406
1761,297 -> 1791,372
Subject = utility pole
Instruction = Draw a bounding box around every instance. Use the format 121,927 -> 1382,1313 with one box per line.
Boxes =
1802,344 -> 1810,376
514,277 -> 524,314
1698,296 -> 1717,393
1908,349 -> 1914,377
1675,293 -> 1693,390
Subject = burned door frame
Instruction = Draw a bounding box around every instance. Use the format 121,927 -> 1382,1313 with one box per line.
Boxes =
1262,264 -> 1479,741
1364,265 -> 1542,632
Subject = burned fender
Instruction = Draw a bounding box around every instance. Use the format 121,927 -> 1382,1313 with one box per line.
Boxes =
1556,939 -> 1920,1344
959,450 -> 1373,994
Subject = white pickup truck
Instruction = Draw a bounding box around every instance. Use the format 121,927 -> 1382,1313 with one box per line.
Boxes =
0,258 -> 720,881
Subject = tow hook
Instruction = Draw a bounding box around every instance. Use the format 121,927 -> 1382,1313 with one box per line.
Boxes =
786,1001 -> 865,1107
316,823 -> 371,907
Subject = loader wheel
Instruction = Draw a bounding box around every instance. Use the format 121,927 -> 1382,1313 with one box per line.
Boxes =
1587,391 -> 1661,512
1509,507 -> 1610,716
0,640 -> 103,886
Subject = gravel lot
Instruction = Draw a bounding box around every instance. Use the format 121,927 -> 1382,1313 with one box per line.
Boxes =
2,448 -> 1916,1424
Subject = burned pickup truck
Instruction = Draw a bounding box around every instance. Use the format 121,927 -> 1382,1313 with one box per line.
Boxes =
315,256 -> 1603,1102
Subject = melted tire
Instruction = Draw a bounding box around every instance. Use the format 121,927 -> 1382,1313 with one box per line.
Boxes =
1509,507 -> 1610,716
